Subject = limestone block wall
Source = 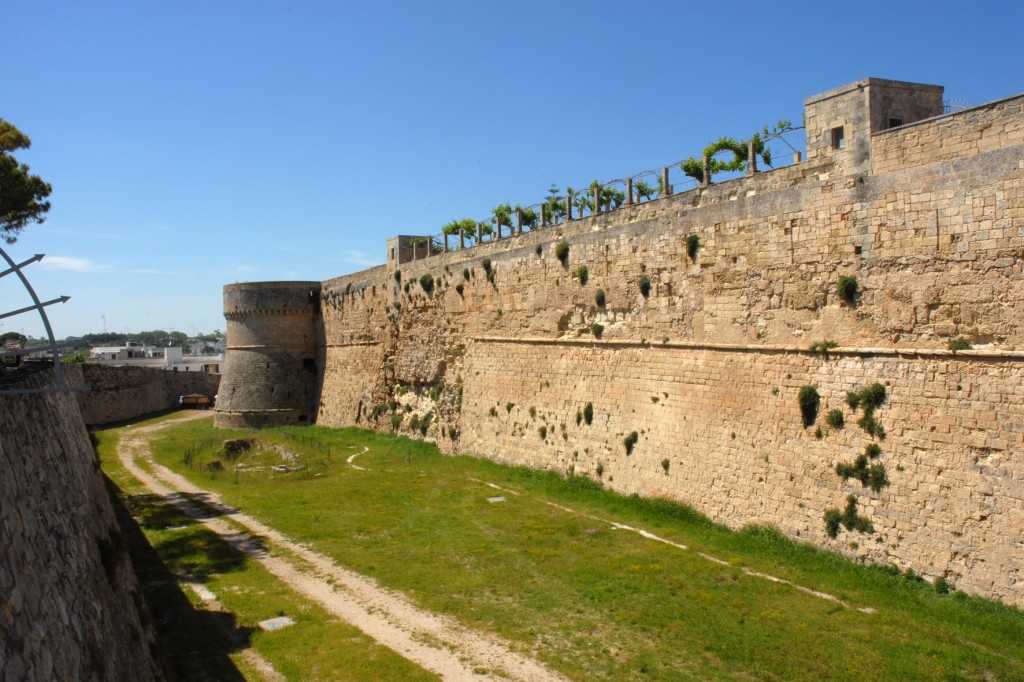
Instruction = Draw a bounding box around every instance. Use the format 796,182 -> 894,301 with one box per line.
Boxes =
873,94 -> 1024,173
458,338 -> 1024,606
73,363 -> 220,426
0,368 -> 163,681
249,83 -> 1024,604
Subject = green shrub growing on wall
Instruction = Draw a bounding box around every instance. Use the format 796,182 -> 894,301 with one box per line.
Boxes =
555,240 -> 570,266
826,409 -> 844,429
661,458 -> 670,473
638,275 -> 651,298
824,495 -> 873,538
594,288 -> 605,307
624,431 -> 639,455
419,273 -> 434,294
455,283 -> 464,296
576,265 -> 589,286
837,275 -> 859,305
810,340 -> 838,359
591,323 -> 604,338
419,413 -> 432,436
538,425 -> 547,439
686,233 -> 700,261
390,413 -> 403,431
948,337 -> 972,351
583,402 -> 594,425
798,386 -> 820,427
848,382 -> 887,439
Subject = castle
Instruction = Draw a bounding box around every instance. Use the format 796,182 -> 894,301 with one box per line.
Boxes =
215,78 -> 1024,607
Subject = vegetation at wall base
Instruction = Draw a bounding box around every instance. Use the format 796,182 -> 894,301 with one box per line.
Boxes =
100,414 -> 1024,682
96,422 -> 433,681
594,288 -> 605,307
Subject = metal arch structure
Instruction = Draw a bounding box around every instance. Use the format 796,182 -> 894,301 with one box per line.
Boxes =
0,246 -> 88,395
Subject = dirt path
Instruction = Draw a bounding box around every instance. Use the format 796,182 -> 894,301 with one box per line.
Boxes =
117,413 -> 568,682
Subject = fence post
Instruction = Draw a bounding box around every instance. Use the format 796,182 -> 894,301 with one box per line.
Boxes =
495,217 -> 501,240
594,185 -> 602,214
700,156 -> 710,188
566,193 -> 573,221
626,178 -> 633,205
477,222 -> 483,244
444,233 -> 449,251
460,231 -> 465,250
794,151 -> 802,164
663,167 -> 673,195
516,208 -> 522,234
746,139 -> 757,176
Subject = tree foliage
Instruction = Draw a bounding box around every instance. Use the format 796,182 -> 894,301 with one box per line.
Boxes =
679,121 -> 792,185
0,119 -> 52,243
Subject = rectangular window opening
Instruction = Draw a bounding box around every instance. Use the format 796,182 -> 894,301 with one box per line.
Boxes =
887,117 -> 904,129
831,126 -> 845,150
854,245 -> 863,256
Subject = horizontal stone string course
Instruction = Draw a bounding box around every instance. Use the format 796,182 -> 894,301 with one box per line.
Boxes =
471,336 -> 1024,360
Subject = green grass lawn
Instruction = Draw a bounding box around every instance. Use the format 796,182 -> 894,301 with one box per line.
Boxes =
99,419 -> 438,682
116,414 -> 1024,681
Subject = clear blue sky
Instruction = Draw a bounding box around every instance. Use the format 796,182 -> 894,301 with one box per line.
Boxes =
4,1 -> 1022,339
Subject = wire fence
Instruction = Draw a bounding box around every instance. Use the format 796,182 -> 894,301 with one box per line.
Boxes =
399,127 -> 807,261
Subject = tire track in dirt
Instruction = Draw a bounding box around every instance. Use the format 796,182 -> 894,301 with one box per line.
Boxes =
117,413 -> 568,682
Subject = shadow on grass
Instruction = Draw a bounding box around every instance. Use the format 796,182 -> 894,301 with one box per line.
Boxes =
106,476 -> 250,681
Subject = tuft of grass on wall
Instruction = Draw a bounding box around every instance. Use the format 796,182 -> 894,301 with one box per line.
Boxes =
555,240 -> 570,266
798,386 -> 820,428
638,275 -> 651,298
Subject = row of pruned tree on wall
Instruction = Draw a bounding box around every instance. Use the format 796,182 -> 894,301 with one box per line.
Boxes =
416,121 -> 794,253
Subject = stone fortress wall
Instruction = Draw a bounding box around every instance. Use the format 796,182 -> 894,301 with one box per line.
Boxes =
74,363 -> 221,426
1,368 -> 164,681
218,78 -> 1024,606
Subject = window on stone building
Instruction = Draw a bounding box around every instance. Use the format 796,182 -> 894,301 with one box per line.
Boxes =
831,126 -> 845,150
887,117 -> 904,129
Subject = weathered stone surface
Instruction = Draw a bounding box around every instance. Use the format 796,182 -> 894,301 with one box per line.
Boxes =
72,363 -> 220,426
221,79 -> 1024,607
1,368 -> 164,681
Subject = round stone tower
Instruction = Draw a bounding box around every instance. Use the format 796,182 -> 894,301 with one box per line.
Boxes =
215,281 -> 323,429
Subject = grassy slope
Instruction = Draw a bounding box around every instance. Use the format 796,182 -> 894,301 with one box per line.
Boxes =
98,420 -> 437,682
140,415 -> 1024,681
